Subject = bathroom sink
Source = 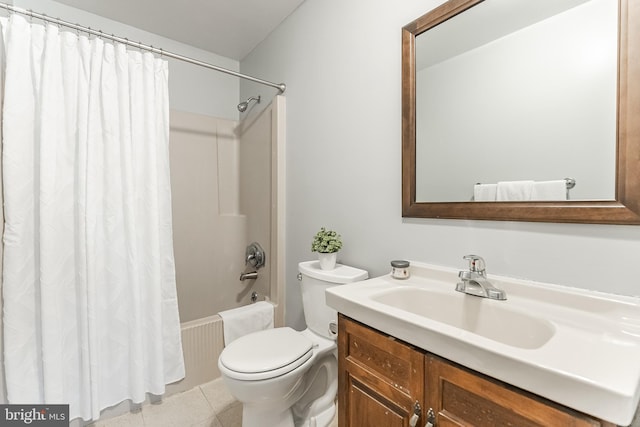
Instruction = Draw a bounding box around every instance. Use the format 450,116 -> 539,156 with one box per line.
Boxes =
371,287 -> 555,349
325,261 -> 640,426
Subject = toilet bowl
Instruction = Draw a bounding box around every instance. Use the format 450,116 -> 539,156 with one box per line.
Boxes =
218,261 -> 368,427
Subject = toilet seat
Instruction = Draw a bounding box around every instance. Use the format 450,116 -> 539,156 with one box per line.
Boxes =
219,327 -> 314,381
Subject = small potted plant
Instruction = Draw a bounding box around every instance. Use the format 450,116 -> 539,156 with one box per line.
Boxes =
311,227 -> 343,270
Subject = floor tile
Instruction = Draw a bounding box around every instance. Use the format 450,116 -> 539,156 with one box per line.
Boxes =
141,387 -> 214,427
190,416 -> 223,427
92,411 -> 144,427
86,382 -> 337,427
216,402 -> 242,427
199,378 -> 237,415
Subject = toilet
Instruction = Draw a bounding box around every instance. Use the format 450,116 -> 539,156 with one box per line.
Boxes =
218,261 -> 368,427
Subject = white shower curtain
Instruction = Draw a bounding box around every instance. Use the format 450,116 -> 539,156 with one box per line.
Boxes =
1,15 -> 184,421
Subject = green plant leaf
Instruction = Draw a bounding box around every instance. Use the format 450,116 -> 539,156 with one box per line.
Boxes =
311,227 -> 342,253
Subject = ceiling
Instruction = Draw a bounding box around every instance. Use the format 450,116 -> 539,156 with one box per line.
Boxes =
55,0 -> 305,60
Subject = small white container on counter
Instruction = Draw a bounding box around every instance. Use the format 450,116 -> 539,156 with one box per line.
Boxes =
390,260 -> 410,280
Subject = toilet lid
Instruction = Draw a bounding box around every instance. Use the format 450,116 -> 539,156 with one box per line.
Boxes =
219,327 -> 313,380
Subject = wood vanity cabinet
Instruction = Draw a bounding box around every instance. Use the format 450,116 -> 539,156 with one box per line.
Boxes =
338,313 -> 424,427
338,314 -> 615,427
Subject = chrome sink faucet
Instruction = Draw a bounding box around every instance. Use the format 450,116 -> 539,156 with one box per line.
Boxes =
456,255 -> 506,300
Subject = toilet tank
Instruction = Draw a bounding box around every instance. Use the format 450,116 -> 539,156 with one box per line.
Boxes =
298,261 -> 368,339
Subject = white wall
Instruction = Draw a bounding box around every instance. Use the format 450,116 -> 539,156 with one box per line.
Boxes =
240,0 -> 640,330
11,0 -> 240,119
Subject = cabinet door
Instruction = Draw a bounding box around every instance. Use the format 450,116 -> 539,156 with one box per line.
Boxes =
425,354 -> 614,427
338,315 -> 424,427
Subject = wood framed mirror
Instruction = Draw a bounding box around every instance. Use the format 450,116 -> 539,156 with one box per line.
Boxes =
402,0 -> 640,224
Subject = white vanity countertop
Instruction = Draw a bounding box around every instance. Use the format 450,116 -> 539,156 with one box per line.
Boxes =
326,261 -> 640,426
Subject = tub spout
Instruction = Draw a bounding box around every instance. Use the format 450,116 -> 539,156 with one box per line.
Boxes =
239,271 -> 258,281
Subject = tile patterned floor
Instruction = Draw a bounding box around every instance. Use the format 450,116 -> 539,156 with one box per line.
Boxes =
91,378 -> 340,427
91,379 -> 241,427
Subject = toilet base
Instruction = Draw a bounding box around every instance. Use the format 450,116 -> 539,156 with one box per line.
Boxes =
297,402 -> 336,427
242,402 -> 336,427
237,355 -> 337,427
242,405 -> 295,427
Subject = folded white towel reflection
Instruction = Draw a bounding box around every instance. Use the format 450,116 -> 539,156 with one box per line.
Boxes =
473,184 -> 497,201
496,180 -> 534,201
219,301 -> 274,345
531,180 -> 567,201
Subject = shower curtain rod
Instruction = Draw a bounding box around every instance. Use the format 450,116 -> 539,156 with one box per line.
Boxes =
0,2 -> 286,93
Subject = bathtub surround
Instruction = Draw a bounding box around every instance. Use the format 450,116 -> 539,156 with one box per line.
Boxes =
1,15 -> 184,420
168,112 -> 250,322
167,316 -> 226,397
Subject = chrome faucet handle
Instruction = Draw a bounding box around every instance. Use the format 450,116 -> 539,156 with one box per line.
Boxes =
245,242 -> 266,269
463,255 -> 486,276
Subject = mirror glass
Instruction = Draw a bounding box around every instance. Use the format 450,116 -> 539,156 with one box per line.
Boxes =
415,0 -> 618,203
403,0 -> 640,224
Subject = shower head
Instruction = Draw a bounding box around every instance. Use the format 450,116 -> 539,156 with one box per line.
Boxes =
237,95 -> 261,112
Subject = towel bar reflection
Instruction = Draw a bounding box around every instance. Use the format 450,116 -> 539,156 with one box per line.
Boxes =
476,178 -> 576,189
474,177 -> 576,200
